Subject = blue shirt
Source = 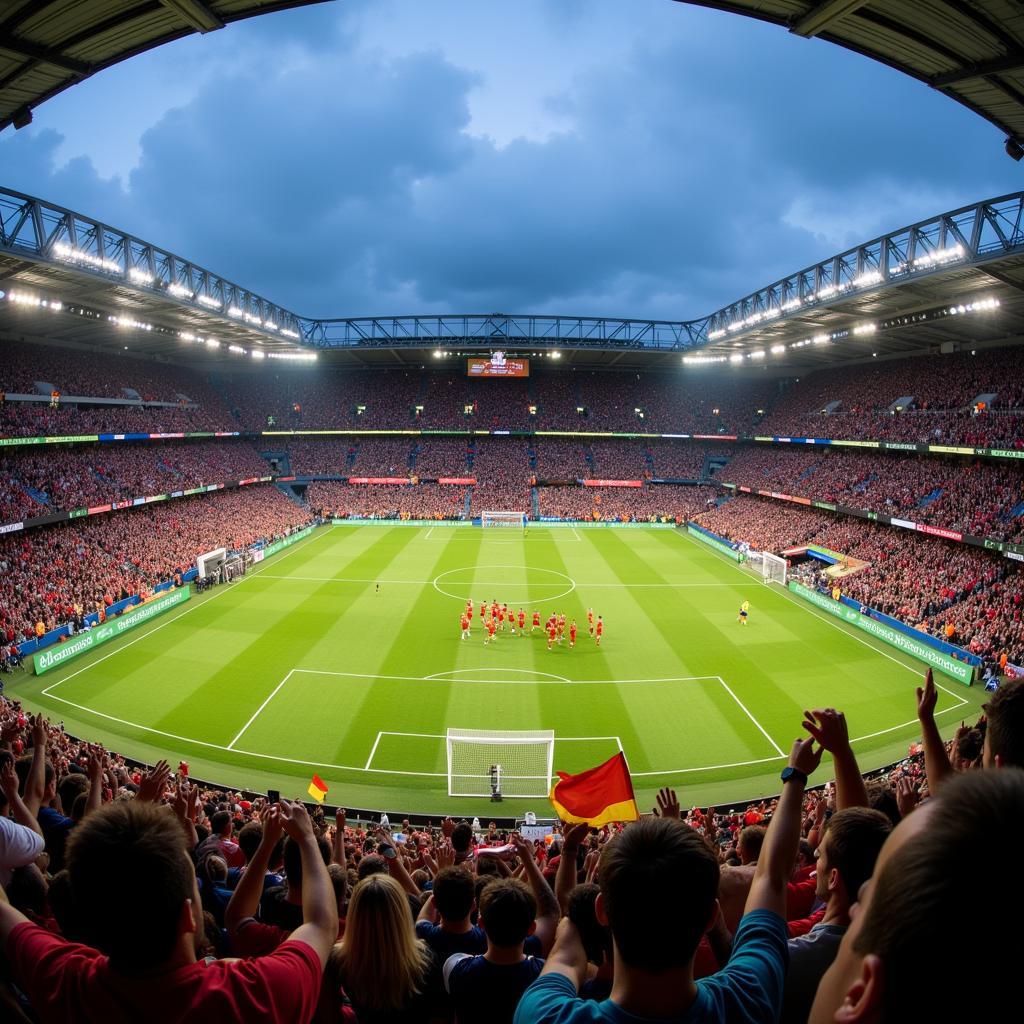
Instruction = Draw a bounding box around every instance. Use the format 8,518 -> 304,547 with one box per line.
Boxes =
513,910 -> 788,1024
446,952 -> 545,1024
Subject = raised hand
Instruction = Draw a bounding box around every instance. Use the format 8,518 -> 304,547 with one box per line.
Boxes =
441,816 -> 455,838
654,787 -> 681,820
260,802 -> 284,847
789,735 -> 824,777
801,708 -> 850,754
916,668 -> 938,722
136,759 -> 171,803
436,839 -> 455,870
895,776 -> 921,818
31,713 -> 47,750
278,799 -> 315,842
560,821 -> 590,852
335,807 -> 347,831
0,758 -> 18,801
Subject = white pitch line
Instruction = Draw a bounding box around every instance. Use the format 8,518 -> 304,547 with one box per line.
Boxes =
291,668 -> 721,686
35,681 -> 961,783
40,527 -> 329,698
255,573 -> 732,588
716,676 -> 786,757
425,526 -> 435,539
615,736 -> 624,753
364,732 -> 384,770
227,671 -> 293,749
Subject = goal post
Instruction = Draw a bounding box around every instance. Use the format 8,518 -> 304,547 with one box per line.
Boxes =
446,728 -> 555,797
481,511 -> 527,531
761,551 -> 788,586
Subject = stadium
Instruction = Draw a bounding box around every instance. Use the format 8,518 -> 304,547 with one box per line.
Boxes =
1,2 -> 1023,1022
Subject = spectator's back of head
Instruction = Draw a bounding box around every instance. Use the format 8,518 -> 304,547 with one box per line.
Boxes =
598,817 -> 718,973
210,809 -> 231,838
984,679 -> 1024,767
357,853 -> 388,880
65,801 -> 196,973
737,825 -> 765,864
452,821 -> 473,854
819,808 -> 892,904
433,866 -> 475,922
811,768 -> 1024,1023
568,882 -> 612,966
477,878 -> 536,949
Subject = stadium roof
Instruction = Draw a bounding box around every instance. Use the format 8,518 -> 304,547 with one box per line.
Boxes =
5,1 -> 1024,153
0,0 -> 331,133
681,0 -> 1024,153
2,185 -> 1024,373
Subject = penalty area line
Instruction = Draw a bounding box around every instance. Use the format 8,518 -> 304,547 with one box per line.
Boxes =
227,671 -> 294,750
716,676 -> 786,757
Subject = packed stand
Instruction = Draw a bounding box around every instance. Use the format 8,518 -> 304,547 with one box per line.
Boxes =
0,442 -> 271,521
306,482 -> 468,521
0,486 -> 312,642
537,485 -> 718,522
721,446 -> 1024,541
467,442 -> 533,514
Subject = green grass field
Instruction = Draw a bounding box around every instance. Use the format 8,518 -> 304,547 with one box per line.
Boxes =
10,523 -> 985,816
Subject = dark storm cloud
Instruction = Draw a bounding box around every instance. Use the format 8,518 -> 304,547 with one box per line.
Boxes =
0,3 -> 1020,321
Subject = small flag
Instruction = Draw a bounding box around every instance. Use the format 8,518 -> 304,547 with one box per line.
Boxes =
307,774 -> 329,803
549,752 -> 639,828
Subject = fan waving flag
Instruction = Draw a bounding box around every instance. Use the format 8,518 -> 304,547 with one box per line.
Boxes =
549,752 -> 639,827
307,775 -> 329,803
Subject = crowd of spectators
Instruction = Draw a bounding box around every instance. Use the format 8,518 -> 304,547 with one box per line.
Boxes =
720,447 -> 1024,541
537,485 -> 718,522
0,486 -> 312,643
0,442 -> 270,521
757,347 -> 1024,446
7,337 -> 1024,445
307,482 -> 469,521
1,665 -> 1019,1022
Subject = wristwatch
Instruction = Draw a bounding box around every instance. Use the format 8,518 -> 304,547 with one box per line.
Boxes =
780,766 -> 809,786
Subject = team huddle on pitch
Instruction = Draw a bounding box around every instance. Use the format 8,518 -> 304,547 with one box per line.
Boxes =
459,600 -> 604,649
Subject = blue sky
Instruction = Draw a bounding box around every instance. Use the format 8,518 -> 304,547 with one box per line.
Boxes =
1,0 -> 1020,320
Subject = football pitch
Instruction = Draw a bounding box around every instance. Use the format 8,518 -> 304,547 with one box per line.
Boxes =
14,523 -> 985,815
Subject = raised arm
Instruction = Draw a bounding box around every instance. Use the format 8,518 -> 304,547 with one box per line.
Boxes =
278,801 -> 338,967
744,736 -> 821,917
801,708 -> 868,809
1,760 -> 43,839
916,669 -> 953,792
537,916 -> 589,989
511,832 -> 559,955
555,823 -> 589,916
24,715 -> 47,816
225,804 -> 284,936
84,747 -> 105,818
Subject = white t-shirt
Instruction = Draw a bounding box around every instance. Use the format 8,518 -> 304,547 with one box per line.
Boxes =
0,816 -> 45,887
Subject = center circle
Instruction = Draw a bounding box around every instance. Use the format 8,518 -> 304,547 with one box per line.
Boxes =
433,564 -> 576,606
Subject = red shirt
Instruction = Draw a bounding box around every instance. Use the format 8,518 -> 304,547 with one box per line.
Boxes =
518,612 -> 526,626
460,617 -> 469,630
548,628 -> 556,640
533,613 -> 540,625
569,626 -> 577,639
6,922 -> 322,1024
487,622 -> 496,635
596,622 -> 603,635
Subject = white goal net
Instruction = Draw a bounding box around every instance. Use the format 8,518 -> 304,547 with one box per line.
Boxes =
761,551 -> 788,586
481,511 -> 527,530
447,728 -> 555,797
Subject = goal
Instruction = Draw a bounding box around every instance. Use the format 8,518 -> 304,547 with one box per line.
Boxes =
761,551 -> 788,586
481,511 -> 527,531
446,728 -> 555,797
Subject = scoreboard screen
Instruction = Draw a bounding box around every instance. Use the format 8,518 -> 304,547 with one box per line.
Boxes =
467,352 -> 529,378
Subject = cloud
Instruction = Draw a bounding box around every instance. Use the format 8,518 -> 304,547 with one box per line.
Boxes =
1,2 -> 1020,323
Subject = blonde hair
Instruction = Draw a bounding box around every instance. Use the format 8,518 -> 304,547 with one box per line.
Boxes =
329,873 -> 432,1012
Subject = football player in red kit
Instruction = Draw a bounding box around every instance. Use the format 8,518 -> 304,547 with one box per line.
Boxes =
460,613 -> 471,640
485,618 -> 497,645
569,619 -> 577,648
595,616 -> 604,646
532,610 -> 541,632
547,623 -> 557,651
517,608 -> 526,634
